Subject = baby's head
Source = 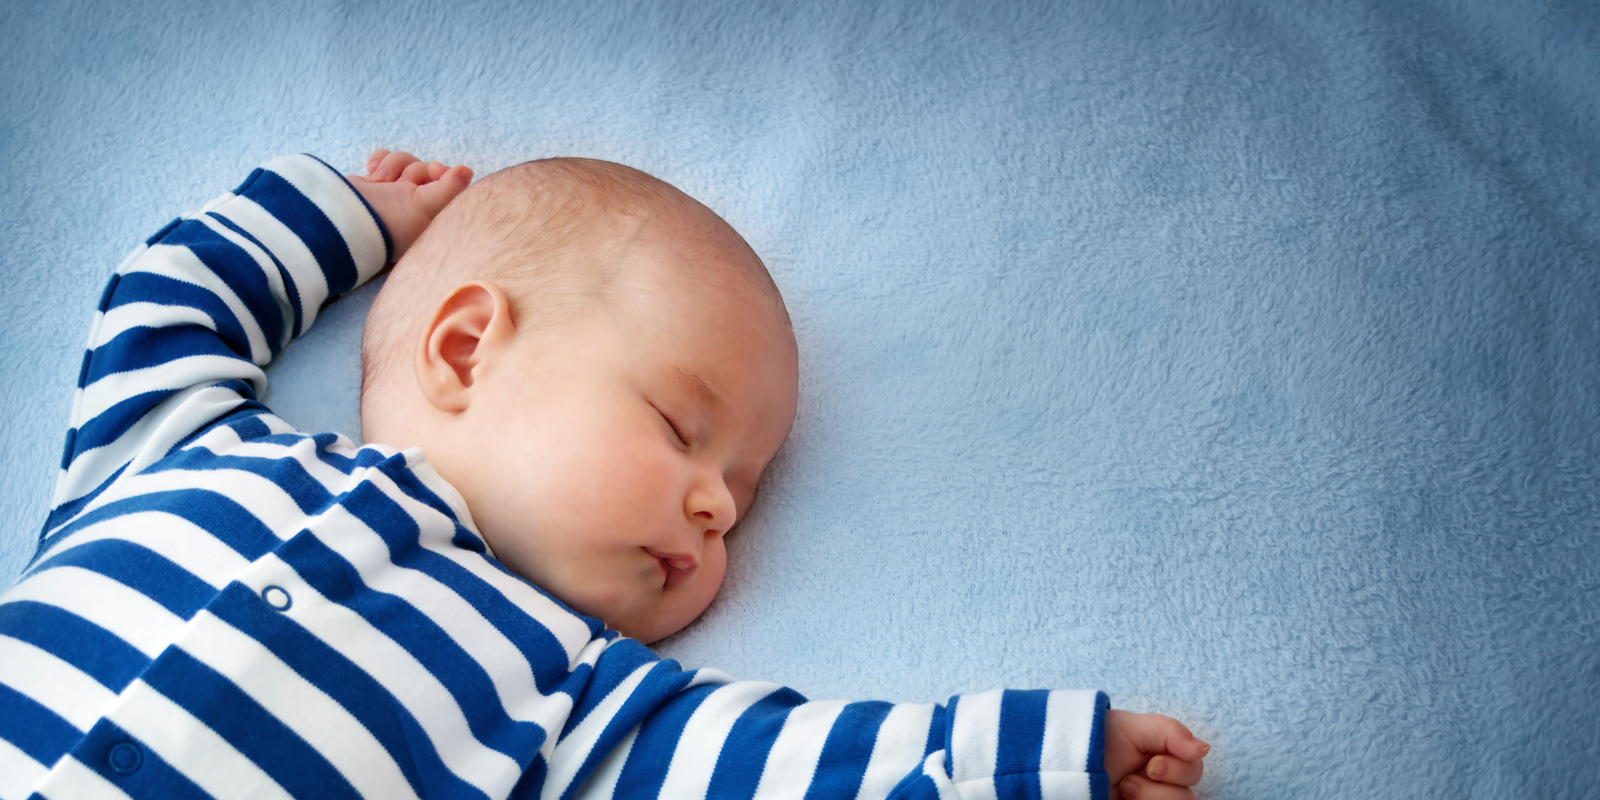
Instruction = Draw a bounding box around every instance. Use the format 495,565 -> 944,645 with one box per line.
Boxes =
359,159 -> 798,643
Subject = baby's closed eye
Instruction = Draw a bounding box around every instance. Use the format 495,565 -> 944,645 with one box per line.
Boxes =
652,404 -> 691,447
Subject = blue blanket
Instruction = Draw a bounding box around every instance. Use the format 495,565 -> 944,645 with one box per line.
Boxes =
3,1 -> 1596,796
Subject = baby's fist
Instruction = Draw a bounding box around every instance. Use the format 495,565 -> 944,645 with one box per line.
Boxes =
346,148 -> 473,263
1104,710 -> 1209,800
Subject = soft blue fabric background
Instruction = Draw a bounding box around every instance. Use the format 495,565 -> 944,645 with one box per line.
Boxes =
3,1 -> 1597,796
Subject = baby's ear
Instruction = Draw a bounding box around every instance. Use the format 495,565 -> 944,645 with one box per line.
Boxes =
416,280 -> 515,413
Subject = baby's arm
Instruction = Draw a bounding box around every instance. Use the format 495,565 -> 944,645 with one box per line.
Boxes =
42,152 -> 467,536
550,638 -> 1110,800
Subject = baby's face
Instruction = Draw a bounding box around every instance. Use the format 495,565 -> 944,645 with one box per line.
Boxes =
449,237 -> 798,643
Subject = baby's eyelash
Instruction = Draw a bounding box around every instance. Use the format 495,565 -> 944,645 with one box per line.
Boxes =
657,408 -> 689,446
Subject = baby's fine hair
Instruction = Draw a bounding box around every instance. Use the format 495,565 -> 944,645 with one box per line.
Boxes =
359,157 -> 780,398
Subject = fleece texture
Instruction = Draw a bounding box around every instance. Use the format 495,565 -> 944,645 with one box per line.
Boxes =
1,1 -> 1596,797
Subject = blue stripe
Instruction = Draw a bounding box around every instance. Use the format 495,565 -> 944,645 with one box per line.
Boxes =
228,414 -> 272,440
309,431 -> 390,474
38,490 -> 280,564
145,447 -> 335,517
0,601 -> 147,693
803,700 -> 894,800
231,166 -> 360,296
58,426 -> 77,470
96,272 -> 122,313
206,210 -> 305,340
105,271 -> 252,360
613,681 -> 720,800
0,682 -> 81,766
996,689 -> 1049,778
30,539 -> 215,620
927,698 -> 951,759
140,647 -> 364,800
75,348 -> 93,389
705,688 -> 807,799
155,218 -> 284,353
71,389 -> 171,455
271,527 -> 551,764
74,720 -> 212,800
1088,690 -> 1109,773
83,325 -> 243,386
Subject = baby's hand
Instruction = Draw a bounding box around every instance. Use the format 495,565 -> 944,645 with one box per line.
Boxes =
346,148 -> 474,263
1104,710 -> 1209,799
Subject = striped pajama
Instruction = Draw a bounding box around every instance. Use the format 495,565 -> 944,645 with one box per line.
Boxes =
0,154 -> 1108,800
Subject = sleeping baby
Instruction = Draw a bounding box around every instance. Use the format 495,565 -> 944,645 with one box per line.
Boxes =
0,148 -> 1209,800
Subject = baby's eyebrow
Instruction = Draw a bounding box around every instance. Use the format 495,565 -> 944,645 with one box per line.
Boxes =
672,366 -> 724,411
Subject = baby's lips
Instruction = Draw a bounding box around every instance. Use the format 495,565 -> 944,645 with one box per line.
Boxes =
644,547 -> 699,574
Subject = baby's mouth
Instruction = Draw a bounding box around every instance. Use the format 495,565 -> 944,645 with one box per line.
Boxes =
644,547 -> 698,589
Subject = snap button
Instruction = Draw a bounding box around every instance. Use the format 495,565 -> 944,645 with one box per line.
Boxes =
261,585 -> 292,611
108,741 -> 143,774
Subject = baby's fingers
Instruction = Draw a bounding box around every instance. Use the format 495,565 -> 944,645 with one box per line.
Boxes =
399,160 -> 434,184
370,150 -> 421,182
1145,754 -> 1203,787
415,165 -> 473,219
1128,713 -> 1208,763
1116,774 -> 1193,800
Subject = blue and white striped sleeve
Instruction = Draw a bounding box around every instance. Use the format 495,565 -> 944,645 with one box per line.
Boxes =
46,155 -> 390,530
552,638 -> 1109,800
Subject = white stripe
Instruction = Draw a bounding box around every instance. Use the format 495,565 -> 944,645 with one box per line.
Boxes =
541,660 -> 656,800
0,635 -> 118,731
660,681 -> 783,799
1,566 -> 182,658
55,457 -> 311,553
262,156 -> 388,283
196,211 -> 296,351
856,702 -> 936,800
206,194 -> 329,325
0,733 -> 49,800
1037,771 -> 1092,800
109,681 -> 293,800
577,724 -> 639,799
947,689 -> 1003,794
178,612 -> 419,800
750,698 -> 850,800
32,756 -> 134,800
94,302 -> 218,349
1040,690 -> 1099,774
77,354 -> 263,427
124,240 -> 271,366
237,553 -> 519,796
32,511 -> 249,590
52,384 -> 248,510
916,751 -> 962,800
